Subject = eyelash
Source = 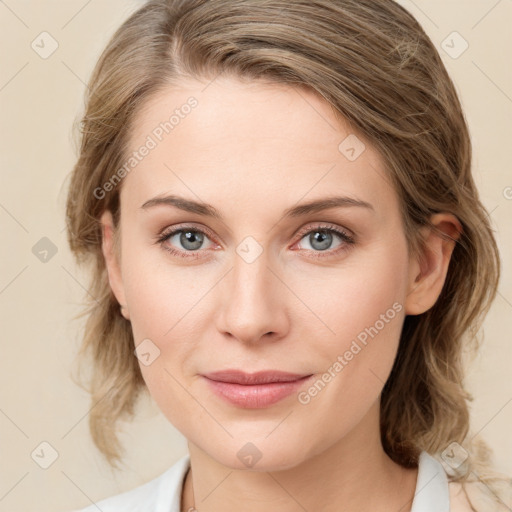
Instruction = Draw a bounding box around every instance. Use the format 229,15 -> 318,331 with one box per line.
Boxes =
154,223 -> 355,260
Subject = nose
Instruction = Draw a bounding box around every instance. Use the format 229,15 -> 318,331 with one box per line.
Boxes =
215,248 -> 290,345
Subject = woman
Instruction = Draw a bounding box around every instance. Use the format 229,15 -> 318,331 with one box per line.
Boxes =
66,1 -> 510,510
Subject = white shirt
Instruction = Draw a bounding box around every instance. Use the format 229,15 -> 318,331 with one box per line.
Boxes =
72,451 -> 459,511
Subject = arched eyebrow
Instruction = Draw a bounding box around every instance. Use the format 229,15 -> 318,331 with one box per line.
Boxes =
140,194 -> 374,219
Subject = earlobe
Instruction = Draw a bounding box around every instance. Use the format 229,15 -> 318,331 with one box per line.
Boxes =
100,210 -> 129,320
404,213 -> 462,316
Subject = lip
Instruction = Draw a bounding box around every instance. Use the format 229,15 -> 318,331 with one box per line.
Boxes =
201,370 -> 314,409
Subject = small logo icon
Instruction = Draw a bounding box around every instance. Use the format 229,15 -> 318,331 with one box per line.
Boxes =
31,441 -> 59,469
134,338 -> 161,366
338,134 -> 366,161
237,442 -> 263,468
31,32 -> 59,59
236,236 -> 263,264
32,237 -> 58,263
441,32 -> 469,59
441,441 -> 469,469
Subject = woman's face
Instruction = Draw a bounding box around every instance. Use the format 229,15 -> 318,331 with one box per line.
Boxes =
102,77 -> 421,470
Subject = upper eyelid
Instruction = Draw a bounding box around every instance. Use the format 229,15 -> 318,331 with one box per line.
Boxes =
295,223 -> 352,237
160,223 -> 218,243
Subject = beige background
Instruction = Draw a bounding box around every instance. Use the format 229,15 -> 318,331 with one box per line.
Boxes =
0,1 -> 510,511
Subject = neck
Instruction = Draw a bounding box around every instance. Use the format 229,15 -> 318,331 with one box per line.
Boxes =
181,402 -> 418,512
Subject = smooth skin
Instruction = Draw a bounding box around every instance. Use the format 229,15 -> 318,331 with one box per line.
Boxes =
100,76 -> 461,512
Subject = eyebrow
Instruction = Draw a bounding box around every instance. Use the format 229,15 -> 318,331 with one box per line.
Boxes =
140,194 -> 374,219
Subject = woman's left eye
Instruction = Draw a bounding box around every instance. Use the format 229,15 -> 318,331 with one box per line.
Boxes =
293,224 -> 355,258
155,223 -> 355,259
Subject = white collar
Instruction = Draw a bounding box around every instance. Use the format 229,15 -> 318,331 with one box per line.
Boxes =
410,451 -> 450,511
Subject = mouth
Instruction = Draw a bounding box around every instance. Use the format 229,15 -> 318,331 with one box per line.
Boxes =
201,369 -> 314,409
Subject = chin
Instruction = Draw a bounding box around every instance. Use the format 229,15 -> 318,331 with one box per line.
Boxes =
201,435 -> 312,472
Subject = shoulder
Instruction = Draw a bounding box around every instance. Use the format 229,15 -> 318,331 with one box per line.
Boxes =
69,454 -> 190,512
416,452 -> 511,512
448,481 -> 476,512
71,474 -> 160,512
448,479 -> 511,512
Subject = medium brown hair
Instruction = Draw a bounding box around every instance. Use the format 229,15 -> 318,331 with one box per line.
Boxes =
65,0 -> 507,507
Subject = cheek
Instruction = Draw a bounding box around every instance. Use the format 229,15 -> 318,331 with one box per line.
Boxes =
119,242 -> 214,386
120,240 -> 206,336
292,238 -> 408,406
291,239 -> 409,347
120,255 -> 202,427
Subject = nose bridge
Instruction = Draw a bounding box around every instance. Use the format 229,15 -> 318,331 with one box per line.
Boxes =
233,245 -> 272,299
217,239 -> 287,342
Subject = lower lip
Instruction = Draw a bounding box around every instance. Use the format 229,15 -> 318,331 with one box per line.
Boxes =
202,375 -> 313,409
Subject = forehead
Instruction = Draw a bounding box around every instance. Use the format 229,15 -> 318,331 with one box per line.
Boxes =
120,77 -> 397,219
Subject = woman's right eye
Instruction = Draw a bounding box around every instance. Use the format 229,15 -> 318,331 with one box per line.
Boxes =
156,226 -> 217,259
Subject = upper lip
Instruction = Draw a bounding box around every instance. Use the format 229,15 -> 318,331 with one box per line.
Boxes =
202,370 -> 312,385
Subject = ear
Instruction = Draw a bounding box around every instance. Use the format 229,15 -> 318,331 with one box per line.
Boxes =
404,213 -> 462,316
100,210 -> 130,320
